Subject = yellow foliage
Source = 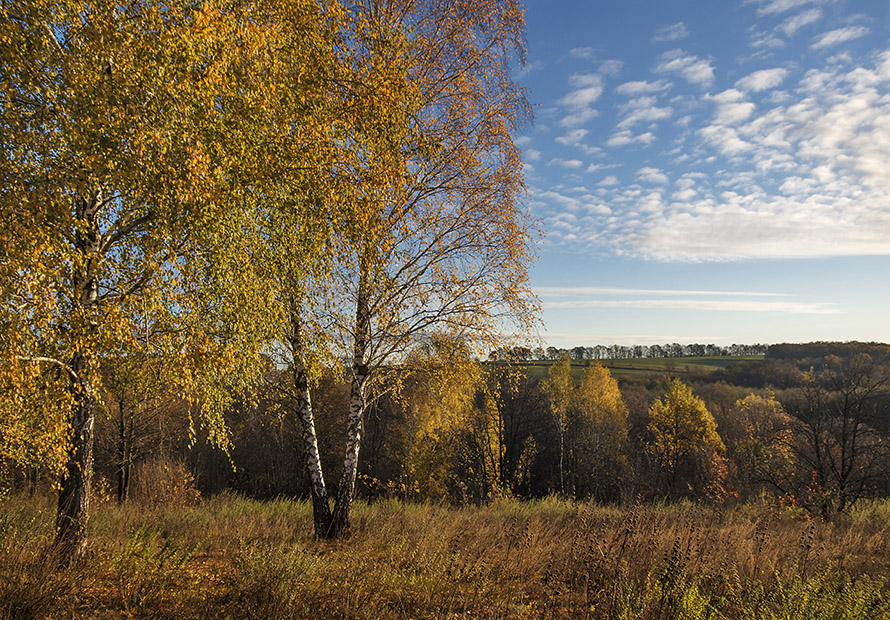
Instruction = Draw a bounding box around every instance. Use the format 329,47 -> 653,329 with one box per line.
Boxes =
733,392 -> 795,483
647,379 -> 724,475
0,0 -> 349,468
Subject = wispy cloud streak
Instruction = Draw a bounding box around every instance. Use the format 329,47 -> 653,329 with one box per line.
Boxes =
535,287 -> 787,298
542,299 -> 839,314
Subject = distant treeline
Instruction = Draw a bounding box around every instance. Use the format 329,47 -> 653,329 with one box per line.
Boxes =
492,343 -> 768,362
767,341 -> 890,361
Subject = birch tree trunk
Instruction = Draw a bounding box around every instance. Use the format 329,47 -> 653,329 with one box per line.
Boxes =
56,191 -> 101,563
288,309 -> 332,538
329,276 -> 371,538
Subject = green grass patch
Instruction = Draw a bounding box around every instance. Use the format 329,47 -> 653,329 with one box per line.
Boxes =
519,355 -> 764,383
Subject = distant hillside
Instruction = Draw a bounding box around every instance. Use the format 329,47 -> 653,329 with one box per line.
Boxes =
767,341 -> 890,361
516,355 -> 765,383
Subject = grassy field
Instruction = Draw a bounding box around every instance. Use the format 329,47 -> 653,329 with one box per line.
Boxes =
521,356 -> 764,383
2,492 -> 888,619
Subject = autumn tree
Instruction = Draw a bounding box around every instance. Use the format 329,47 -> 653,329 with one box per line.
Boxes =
0,0 -> 323,561
401,338 -> 473,497
733,392 -> 795,498
570,362 -> 629,501
546,353 -> 572,495
406,356 -> 550,503
545,357 -> 629,500
242,0 -> 423,538
646,379 -> 726,499
398,336 -> 503,503
308,0 -> 535,537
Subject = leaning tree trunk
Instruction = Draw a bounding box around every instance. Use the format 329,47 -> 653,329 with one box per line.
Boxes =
329,368 -> 366,537
288,309 -> 332,538
329,278 -> 371,538
56,190 -> 101,563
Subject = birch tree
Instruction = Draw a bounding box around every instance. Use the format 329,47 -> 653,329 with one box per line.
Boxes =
0,0 -> 327,561
546,353 -> 572,495
571,362 -> 628,501
251,2 -> 418,538
316,0 -> 536,537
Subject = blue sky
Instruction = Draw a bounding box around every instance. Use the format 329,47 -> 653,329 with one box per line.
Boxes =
515,0 -> 890,349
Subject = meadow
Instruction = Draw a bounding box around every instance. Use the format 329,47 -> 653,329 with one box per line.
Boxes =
2,491 -> 889,619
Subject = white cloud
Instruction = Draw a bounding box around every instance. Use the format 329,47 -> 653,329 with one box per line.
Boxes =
585,163 -> 620,174
616,96 -> 673,128
811,26 -> 869,49
780,8 -> 823,36
639,192 -> 890,261
698,125 -> 754,155
615,80 -> 672,96
606,130 -> 657,147
637,52 -> 890,259
879,51 -> 890,80
533,11 -> 890,265
555,128 -> 601,155
548,158 -> 584,169
557,73 -> 604,127
559,109 -> 600,127
569,47 -> 596,60
652,22 -> 689,43
560,74 -> 604,106
637,167 -> 669,184
655,50 -> 715,86
748,0 -> 826,17
736,68 -> 789,92
555,129 -> 588,147
531,188 -> 616,243
524,149 -> 541,161
640,58 -> 890,260
535,286 -> 786,297
750,32 -> 787,49
710,89 -> 745,104
715,101 -> 756,125
673,188 -> 698,201
599,59 -> 624,76
541,298 -> 838,314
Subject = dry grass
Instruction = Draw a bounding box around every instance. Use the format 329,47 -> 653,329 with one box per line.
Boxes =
1,493 -> 889,619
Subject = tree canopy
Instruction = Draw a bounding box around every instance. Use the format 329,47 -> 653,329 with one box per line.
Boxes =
646,379 -> 725,498
1,0 -> 537,555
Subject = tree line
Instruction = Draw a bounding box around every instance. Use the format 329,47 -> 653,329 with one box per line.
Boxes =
13,341 -> 886,524
1,0 -> 534,563
492,343 -> 768,362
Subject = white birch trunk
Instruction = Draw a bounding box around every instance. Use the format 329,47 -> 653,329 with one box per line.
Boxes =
288,308 -> 332,537
329,370 -> 366,536
329,274 -> 371,537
